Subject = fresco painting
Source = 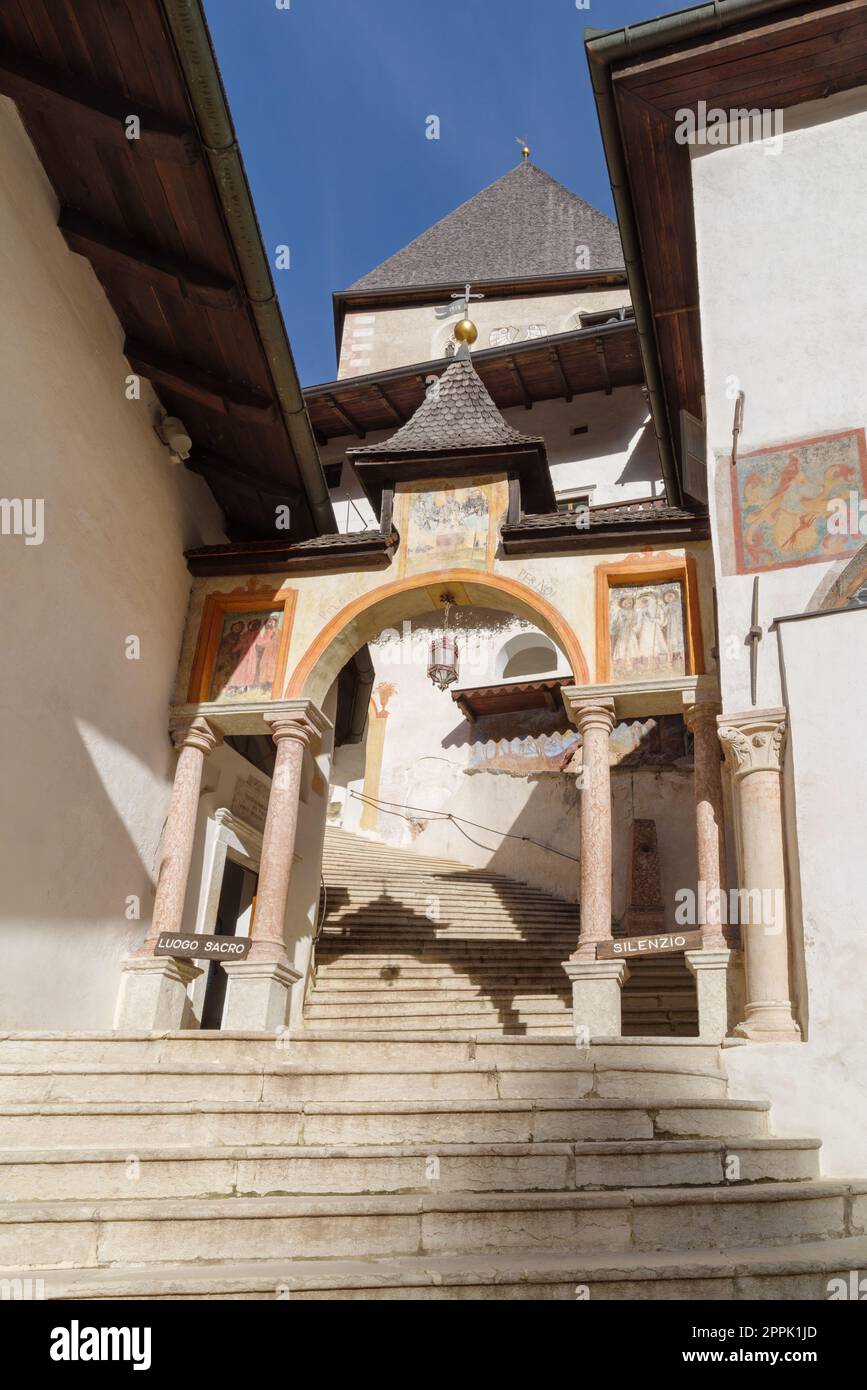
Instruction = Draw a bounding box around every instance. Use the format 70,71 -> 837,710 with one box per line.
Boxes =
731,428 -> 867,573
466,713 -> 689,776
209,609 -> 284,702
397,476 -> 506,575
608,582 -> 687,682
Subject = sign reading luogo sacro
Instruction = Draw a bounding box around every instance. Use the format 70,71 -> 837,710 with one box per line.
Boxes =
154,933 -> 251,960
596,930 -> 703,960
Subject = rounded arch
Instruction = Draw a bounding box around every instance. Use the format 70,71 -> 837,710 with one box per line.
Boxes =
495,631 -> 562,680
287,568 -> 589,706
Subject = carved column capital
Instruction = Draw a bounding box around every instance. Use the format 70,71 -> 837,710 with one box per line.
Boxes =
263,700 -> 329,752
563,695 -> 617,737
169,715 -> 222,756
717,708 -> 787,779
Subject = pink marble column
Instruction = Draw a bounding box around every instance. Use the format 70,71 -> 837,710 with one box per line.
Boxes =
248,709 -> 321,964
139,716 -> 221,954
568,697 -> 616,960
686,701 -> 728,949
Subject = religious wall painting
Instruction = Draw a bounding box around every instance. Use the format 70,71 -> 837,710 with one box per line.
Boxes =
465,708 -> 689,777
608,581 -> 687,682
187,584 -> 296,705
395,475 -> 508,577
731,428 -> 867,574
594,555 -> 704,684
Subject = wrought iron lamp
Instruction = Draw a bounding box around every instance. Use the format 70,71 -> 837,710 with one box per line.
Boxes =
428,593 -> 460,691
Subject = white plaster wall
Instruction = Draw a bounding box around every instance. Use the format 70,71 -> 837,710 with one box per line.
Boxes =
323,385 -> 661,534
338,288 -> 632,377
725,608 -> 867,1175
691,87 -> 867,712
0,99 -> 225,1029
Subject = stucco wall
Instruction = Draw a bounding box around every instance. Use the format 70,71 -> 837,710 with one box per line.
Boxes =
725,608 -> 867,1175
338,288 -> 631,377
0,99 -> 225,1029
692,88 -> 867,711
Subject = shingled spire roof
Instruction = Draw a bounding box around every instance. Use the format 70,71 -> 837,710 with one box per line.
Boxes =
348,160 -> 623,291
349,343 -> 544,459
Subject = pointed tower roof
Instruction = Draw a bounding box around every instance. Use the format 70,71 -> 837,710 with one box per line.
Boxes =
348,343 -> 555,515
348,160 -> 623,291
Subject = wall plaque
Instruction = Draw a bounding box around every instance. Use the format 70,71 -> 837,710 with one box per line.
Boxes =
154,933 -> 252,960
597,930 -> 702,960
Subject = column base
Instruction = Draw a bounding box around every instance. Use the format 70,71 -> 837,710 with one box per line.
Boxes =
221,959 -> 302,1031
114,957 -> 201,1031
733,1000 -> 801,1043
684,948 -> 731,1040
562,959 -> 629,1041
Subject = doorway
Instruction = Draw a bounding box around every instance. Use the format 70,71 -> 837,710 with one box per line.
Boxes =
200,855 -> 258,1029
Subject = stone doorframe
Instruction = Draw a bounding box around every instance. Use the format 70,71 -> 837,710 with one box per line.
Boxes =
187,808 -> 264,1024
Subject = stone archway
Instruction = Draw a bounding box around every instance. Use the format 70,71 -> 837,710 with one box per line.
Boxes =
286,567 -> 590,705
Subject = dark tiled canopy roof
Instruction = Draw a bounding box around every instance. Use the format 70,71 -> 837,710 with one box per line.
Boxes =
348,161 -> 624,291
514,502 -> 698,531
349,346 -> 544,458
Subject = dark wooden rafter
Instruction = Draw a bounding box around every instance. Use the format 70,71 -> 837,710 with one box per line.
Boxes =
186,449 -> 301,501
370,382 -> 406,425
0,52 -> 198,165
549,345 -> 573,402
124,339 -> 277,425
325,392 -> 365,439
595,336 -> 613,396
507,355 -> 533,410
59,209 -> 240,310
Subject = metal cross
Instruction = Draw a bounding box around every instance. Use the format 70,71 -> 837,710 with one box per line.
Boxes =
747,576 -> 762,706
451,283 -> 484,315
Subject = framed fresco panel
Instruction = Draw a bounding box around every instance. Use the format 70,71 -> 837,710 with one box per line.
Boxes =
187,586 -> 297,705
394,475 -> 508,578
595,554 -> 704,684
730,428 -> 867,574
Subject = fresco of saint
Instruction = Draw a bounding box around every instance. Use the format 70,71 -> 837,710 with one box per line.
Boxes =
209,609 -> 283,701
609,583 -> 686,681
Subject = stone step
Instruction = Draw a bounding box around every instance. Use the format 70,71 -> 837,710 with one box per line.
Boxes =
300,1019 -> 574,1036
0,1137 -> 821,1202
0,1060 -> 728,1106
0,1098 -> 771,1149
2,1181 -> 862,1270
17,1234 -> 867,1300
305,993 -> 570,1013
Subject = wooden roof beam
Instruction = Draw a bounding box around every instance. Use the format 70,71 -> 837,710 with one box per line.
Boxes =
0,52 -> 198,165
124,339 -> 277,424
549,345 -> 574,402
186,449 -> 301,501
508,356 -> 533,410
595,336 -> 613,395
325,393 -> 366,439
371,382 -> 408,424
59,209 -> 240,310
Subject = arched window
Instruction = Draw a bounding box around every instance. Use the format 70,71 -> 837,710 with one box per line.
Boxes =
495,632 -> 561,680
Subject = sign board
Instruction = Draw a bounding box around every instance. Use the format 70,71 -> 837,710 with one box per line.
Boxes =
154,933 -> 251,961
597,930 -> 703,960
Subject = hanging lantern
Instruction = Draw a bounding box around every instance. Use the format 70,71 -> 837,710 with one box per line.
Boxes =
428,594 -> 460,691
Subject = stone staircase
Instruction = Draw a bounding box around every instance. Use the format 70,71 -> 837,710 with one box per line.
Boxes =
316,827 -> 698,1037
0,828 -> 864,1299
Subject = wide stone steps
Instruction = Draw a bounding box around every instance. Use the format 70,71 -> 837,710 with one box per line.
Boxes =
0,1097 -> 772,1148
0,1137 -> 821,1202
20,1235 -> 867,1300
3,1181 -> 864,1271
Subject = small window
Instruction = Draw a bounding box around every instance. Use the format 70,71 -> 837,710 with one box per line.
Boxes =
555,487 -> 594,514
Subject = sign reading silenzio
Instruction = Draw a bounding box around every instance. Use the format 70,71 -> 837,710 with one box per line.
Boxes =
597,930 -> 703,960
154,933 -> 252,960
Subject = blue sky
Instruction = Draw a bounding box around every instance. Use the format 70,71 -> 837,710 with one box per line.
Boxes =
203,0 -> 677,385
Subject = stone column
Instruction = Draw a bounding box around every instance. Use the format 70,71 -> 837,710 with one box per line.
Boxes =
685,701 -> 728,950
560,692 -> 627,1038
717,709 -> 800,1042
115,716 -> 221,1030
221,705 -> 325,1030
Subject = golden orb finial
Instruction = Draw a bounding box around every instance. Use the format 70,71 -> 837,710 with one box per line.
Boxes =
454,317 -> 478,346
516,136 -> 530,161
